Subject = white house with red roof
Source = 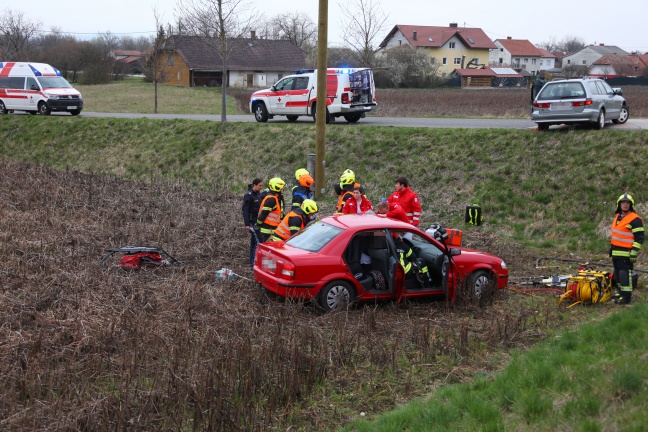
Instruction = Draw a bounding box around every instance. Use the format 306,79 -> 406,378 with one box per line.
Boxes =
588,54 -> 647,78
489,37 -> 543,74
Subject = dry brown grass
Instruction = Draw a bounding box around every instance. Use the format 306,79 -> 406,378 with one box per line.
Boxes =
0,159 -> 597,431
231,86 -> 648,118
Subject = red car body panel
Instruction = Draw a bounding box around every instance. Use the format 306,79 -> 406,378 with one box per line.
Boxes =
254,214 -> 508,307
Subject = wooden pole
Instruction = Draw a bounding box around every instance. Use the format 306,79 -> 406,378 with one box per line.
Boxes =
315,0 -> 328,198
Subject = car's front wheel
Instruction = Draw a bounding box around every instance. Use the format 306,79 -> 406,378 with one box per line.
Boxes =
318,280 -> 355,312
38,102 -> 51,115
612,105 -> 629,124
594,110 -> 605,130
253,103 -> 269,122
69,109 -> 81,116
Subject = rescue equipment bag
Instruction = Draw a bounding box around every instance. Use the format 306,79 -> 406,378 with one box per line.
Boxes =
465,204 -> 483,226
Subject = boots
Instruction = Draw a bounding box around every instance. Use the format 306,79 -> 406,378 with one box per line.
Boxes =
615,291 -> 633,305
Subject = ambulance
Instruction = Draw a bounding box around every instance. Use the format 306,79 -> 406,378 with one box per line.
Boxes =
249,68 -> 376,123
0,62 -> 83,116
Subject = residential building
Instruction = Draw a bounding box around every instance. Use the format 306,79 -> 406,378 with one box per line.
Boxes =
490,37 -> 542,74
588,54 -> 647,78
537,49 -> 556,71
158,33 -> 306,88
378,23 -> 496,76
562,44 -> 628,72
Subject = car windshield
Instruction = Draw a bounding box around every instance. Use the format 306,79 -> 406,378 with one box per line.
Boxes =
286,221 -> 344,252
537,82 -> 585,100
37,76 -> 74,89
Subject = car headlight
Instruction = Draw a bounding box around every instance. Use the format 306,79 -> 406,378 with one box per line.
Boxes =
48,95 -> 60,100
500,260 -> 507,269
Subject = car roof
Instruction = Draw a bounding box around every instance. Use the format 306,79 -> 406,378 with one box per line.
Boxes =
320,214 -> 419,231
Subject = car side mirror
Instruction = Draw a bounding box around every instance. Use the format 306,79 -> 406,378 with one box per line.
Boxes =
449,247 -> 461,256
613,88 -> 623,96
30,84 -> 39,90
270,85 -> 276,92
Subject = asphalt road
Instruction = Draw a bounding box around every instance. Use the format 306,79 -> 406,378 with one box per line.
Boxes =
78,112 -> 648,130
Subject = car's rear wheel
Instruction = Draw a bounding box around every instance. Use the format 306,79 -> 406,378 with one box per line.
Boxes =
612,105 -> 629,124
318,280 -> 355,312
594,110 -> 605,130
0,100 -> 8,114
28,111 -> 37,115
344,113 -> 362,123
38,102 -> 51,116
253,103 -> 268,122
286,115 -> 299,122
537,123 -> 549,132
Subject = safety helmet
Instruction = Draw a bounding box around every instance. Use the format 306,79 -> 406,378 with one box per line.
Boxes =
301,199 -> 319,215
616,193 -> 635,213
295,168 -> 309,181
339,169 -> 356,185
298,174 -> 314,188
268,177 -> 285,192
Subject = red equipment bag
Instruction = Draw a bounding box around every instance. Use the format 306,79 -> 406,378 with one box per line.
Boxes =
118,252 -> 165,269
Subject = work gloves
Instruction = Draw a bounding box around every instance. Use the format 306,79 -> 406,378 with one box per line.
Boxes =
630,249 -> 639,263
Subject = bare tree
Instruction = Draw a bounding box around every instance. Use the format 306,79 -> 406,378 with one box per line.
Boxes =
175,0 -> 259,124
0,9 -> 41,60
144,9 -> 171,114
560,35 -> 586,54
268,12 -> 317,51
338,0 -> 389,67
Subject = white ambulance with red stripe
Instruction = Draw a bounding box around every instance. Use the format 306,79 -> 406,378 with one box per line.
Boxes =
250,68 -> 376,123
0,62 -> 83,116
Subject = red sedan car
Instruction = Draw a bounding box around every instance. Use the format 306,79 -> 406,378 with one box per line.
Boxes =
254,214 -> 508,311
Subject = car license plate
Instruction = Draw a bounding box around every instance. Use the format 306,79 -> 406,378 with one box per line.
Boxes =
67,106 -> 76,110
551,102 -> 571,111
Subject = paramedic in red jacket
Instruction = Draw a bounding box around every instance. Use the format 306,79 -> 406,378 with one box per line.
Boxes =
387,176 -> 421,226
342,186 -> 373,214
375,200 -> 410,223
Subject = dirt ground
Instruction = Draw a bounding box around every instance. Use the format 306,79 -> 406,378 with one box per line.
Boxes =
1,160 -> 596,431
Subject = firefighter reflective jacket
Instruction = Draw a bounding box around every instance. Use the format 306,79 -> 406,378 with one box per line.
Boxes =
611,212 -> 644,257
271,210 -> 307,241
257,193 -> 284,235
388,187 -> 422,226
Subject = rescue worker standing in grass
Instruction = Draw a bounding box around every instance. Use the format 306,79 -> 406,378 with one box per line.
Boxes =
610,193 -> 644,304
388,176 -> 422,227
257,177 -> 285,243
271,199 -> 319,242
242,178 -> 264,267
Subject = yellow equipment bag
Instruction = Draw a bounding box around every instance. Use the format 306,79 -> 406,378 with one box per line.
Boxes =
558,270 -> 613,308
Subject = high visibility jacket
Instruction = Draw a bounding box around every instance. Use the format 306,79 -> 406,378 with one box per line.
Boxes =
342,196 -> 373,214
388,187 -> 422,226
291,184 -> 314,208
611,212 -> 644,257
257,193 -> 284,235
271,210 -> 307,241
335,184 -> 355,212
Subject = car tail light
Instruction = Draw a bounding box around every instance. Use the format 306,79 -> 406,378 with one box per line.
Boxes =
279,260 -> 295,278
572,99 -> 592,107
533,102 -> 550,108
341,92 -> 350,104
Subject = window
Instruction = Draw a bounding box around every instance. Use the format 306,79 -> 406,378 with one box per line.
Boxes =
500,47 -> 504,52
454,57 -> 462,65
449,42 -> 456,49
442,57 -> 447,65
177,71 -> 182,81
567,59 -> 571,65
499,58 -> 503,64
524,58 -> 528,63
531,59 -> 536,65
26,77 -> 38,90
472,58 -> 479,64
582,60 -> 587,65
430,57 -> 436,64
167,53 -> 174,66
294,77 -> 309,90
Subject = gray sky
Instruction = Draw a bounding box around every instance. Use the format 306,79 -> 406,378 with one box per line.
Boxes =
13,0 -> 648,53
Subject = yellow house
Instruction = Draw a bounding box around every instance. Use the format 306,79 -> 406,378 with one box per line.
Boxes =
378,23 -> 497,76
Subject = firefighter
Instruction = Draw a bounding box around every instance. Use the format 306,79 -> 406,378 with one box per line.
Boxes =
342,185 -> 373,214
271,199 -> 319,242
392,232 -> 433,289
387,176 -> 422,227
242,178 -> 264,267
335,169 -> 356,213
610,193 -> 644,304
257,177 -> 285,242
292,173 -> 314,209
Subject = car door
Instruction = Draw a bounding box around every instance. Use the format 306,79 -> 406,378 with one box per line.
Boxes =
3,77 -> 26,110
25,77 -> 40,111
287,76 -> 310,114
599,80 -> 621,119
267,77 -> 294,114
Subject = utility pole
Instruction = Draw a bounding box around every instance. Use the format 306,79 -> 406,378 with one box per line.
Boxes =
314,0 -> 328,198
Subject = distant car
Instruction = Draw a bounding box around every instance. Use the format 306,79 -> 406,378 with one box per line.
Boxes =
531,78 -> 629,131
253,214 -> 508,312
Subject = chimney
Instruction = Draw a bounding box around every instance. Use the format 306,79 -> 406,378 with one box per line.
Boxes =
449,23 -> 458,28
251,30 -> 256,39
507,36 -> 512,40
413,31 -> 417,41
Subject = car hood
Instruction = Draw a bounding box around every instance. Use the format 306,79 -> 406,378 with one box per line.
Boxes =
44,88 -> 81,96
455,247 -> 504,265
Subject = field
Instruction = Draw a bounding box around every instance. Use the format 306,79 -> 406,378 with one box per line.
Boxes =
2,81 -> 648,430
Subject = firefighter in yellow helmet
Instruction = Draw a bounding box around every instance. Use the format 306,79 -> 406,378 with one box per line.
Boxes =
271,199 -> 319,242
256,177 -> 285,242
335,169 -> 357,213
610,193 -> 644,304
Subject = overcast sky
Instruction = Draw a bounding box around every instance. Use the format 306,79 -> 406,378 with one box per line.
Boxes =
14,0 -> 648,53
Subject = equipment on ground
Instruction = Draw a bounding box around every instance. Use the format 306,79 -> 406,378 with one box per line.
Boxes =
558,269 -> 613,308
98,246 -> 181,269
465,204 -> 483,226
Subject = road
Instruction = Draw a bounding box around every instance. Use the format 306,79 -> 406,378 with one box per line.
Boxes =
29,111 -> 648,130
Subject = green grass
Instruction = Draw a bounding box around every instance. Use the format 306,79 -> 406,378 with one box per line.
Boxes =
344,303 -> 648,431
75,76 -> 247,114
2,115 -> 647,256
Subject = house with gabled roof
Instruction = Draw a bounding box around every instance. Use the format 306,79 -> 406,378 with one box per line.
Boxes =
489,37 -> 543,74
378,23 -> 497,76
588,54 -> 647,78
562,44 -> 628,71
537,49 -> 556,71
158,33 -> 306,88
